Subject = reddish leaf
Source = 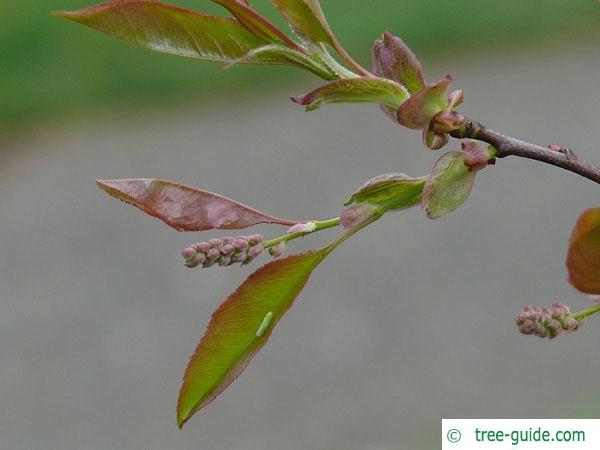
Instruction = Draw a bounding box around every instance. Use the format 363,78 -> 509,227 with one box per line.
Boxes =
396,75 -> 452,129
177,248 -> 330,427
567,208 -> 600,294
97,179 -> 297,231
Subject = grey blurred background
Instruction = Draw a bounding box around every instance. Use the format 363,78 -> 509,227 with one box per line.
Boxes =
2,1 -> 600,449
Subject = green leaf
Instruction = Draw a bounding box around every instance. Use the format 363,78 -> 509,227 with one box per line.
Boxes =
291,77 -> 409,111
422,151 -> 476,219
97,178 -> 297,231
267,0 -> 335,46
567,208 -> 600,294
177,248 -> 331,427
54,0 -> 290,65
221,43 -> 337,79
345,173 -> 426,211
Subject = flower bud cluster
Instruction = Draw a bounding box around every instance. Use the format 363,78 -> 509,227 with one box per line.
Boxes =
182,234 -> 264,268
515,302 -> 584,339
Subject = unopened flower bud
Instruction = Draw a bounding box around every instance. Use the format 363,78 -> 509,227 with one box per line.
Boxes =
232,238 -> 249,250
181,246 -> 196,259
192,252 -> 206,266
233,251 -> 248,264
287,222 -> 316,234
247,243 -> 264,259
247,234 -> 264,244
269,241 -> 286,258
208,239 -> 223,248
207,248 -> 221,262
220,244 -> 235,255
515,302 -> 584,339
241,244 -> 264,266
564,317 -> 579,331
550,302 -> 569,319
193,242 -> 210,252
184,254 -> 201,268
587,295 -> 600,303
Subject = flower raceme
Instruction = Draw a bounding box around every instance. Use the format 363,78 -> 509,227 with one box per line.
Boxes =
515,303 -> 583,339
182,234 -> 265,268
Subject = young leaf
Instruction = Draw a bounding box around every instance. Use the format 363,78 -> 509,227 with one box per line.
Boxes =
97,179 -> 297,231
221,43 -> 337,79
177,248 -> 331,427
55,0 -> 289,65
344,173 -> 426,211
396,75 -> 453,129
212,0 -> 301,49
422,123 -> 449,150
567,208 -> 600,294
266,0 -> 335,46
422,151 -> 476,219
291,77 -> 409,111
372,33 -> 425,93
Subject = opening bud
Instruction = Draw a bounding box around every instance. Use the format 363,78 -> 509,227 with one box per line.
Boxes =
287,222 -> 317,234
430,111 -> 465,134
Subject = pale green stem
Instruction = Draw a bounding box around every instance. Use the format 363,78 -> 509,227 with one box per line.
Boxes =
326,211 -> 384,252
312,44 -> 360,79
571,303 -> 600,321
262,217 -> 341,250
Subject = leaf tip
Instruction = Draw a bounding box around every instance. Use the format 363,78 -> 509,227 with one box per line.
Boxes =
176,407 -> 189,430
51,10 -> 69,18
51,8 -> 88,22
382,31 -> 394,41
96,179 -> 119,193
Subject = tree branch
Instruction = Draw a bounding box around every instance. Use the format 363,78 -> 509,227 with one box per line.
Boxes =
450,119 -> 600,185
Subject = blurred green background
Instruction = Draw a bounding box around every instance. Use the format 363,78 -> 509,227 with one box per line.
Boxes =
3,0 -> 600,134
